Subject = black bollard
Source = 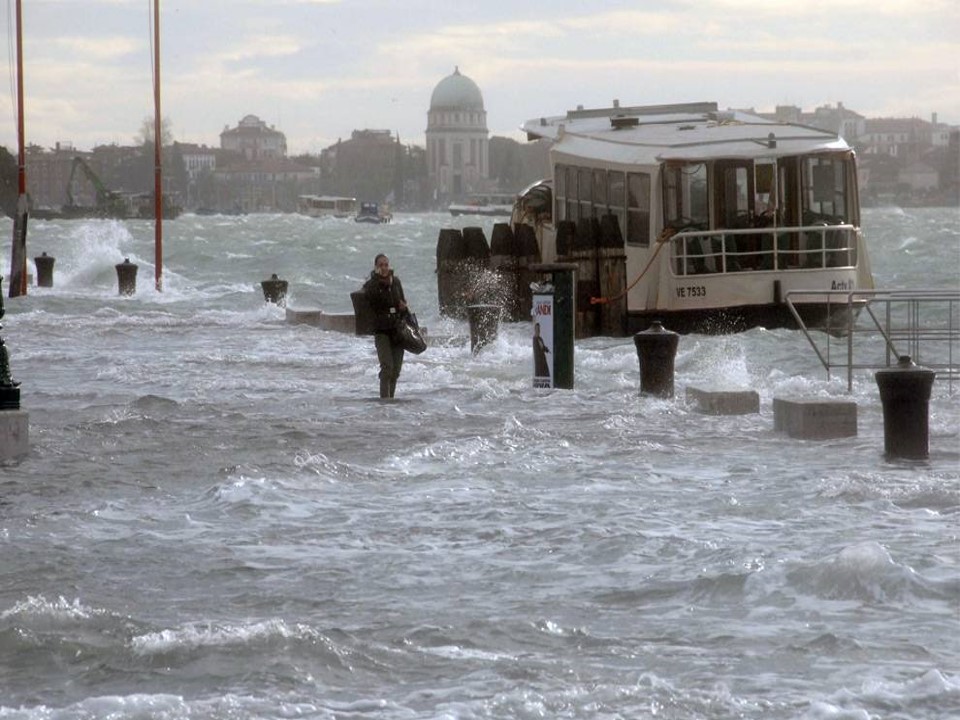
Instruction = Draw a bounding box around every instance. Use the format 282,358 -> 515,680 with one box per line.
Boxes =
467,304 -> 500,354
875,355 -> 936,460
633,321 -> 680,398
260,273 -> 288,305
34,252 -> 55,287
115,258 -> 138,296
436,228 -> 465,318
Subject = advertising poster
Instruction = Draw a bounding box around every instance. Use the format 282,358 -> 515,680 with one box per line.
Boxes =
532,292 -> 554,388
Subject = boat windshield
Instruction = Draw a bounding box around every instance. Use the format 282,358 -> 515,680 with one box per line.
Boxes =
663,154 -> 855,232
802,155 -> 851,224
664,163 -> 708,230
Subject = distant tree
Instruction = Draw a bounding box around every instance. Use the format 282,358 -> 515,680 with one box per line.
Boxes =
489,136 -> 524,191
135,116 -> 174,147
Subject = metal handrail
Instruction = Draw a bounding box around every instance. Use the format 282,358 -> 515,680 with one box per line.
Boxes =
784,289 -> 960,393
670,224 -> 858,275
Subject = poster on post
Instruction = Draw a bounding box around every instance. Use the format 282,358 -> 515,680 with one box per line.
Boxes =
532,292 -> 554,388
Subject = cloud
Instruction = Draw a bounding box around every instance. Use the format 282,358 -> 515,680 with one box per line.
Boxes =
52,36 -> 142,61
3,1 -> 956,153
212,34 -> 305,64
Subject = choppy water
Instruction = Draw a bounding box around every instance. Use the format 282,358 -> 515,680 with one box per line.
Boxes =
0,207 -> 958,719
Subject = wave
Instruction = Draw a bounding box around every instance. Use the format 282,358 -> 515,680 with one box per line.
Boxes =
804,669 -> 960,719
784,541 -> 951,604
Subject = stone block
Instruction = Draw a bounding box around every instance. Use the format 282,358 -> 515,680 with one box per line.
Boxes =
773,397 -> 857,439
285,307 -> 323,326
686,386 -> 760,415
285,307 -> 358,334
318,313 -> 356,334
0,410 -> 29,460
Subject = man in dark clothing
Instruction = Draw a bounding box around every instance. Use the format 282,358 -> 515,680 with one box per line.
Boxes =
363,254 -> 408,398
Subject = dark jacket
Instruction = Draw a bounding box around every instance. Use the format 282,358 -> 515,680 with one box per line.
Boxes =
363,271 -> 406,334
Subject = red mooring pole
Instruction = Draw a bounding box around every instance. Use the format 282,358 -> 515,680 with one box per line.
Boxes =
153,0 -> 163,292
9,0 -> 28,298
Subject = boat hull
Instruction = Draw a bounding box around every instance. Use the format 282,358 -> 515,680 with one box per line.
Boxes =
626,301 -> 862,336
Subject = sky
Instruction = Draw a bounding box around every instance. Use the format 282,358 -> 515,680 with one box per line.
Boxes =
1,0 -> 958,155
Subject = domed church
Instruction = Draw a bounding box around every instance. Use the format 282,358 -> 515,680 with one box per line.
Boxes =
425,67 -> 489,204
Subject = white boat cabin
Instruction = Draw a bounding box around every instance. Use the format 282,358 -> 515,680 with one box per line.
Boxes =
518,101 -> 874,333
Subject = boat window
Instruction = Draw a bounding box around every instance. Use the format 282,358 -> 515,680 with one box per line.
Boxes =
567,166 -> 578,222
755,162 -> 776,224
627,172 -> 651,246
578,168 -> 592,219
802,156 -> 848,224
778,157 -> 801,227
593,169 -> 607,214
715,161 -> 754,229
608,171 -> 626,231
555,164 -> 568,222
663,163 -> 708,230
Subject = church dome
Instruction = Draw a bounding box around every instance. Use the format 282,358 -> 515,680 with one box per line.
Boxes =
429,67 -> 484,111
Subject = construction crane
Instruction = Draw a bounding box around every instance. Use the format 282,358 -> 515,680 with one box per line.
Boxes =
64,156 -> 130,219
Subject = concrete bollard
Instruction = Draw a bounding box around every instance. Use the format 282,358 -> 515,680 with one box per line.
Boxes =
0,277 -> 27,461
0,275 -> 21,413
115,258 -> 138,296
875,355 -> 936,460
773,397 -> 857,439
260,273 -> 288,305
633,321 -> 679,397
686,386 -> 759,415
34,252 -> 55,287
467,304 -> 500,354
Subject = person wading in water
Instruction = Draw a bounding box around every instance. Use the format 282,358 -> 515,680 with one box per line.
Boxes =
363,254 -> 408,399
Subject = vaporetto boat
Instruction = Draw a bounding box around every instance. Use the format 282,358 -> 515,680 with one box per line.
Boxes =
297,195 -> 357,219
514,101 -> 875,334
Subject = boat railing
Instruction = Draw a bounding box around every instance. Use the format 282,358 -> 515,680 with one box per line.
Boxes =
670,224 -> 858,276
784,288 -> 960,393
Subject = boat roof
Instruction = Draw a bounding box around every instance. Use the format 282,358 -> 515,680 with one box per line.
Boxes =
521,101 -> 850,164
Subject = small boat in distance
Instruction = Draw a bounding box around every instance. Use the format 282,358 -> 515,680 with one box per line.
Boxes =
297,194 -> 357,218
515,101 -> 875,334
355,202 -> 392,224
448,192 -> 515,217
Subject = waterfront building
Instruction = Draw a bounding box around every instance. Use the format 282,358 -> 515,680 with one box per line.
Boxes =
220,115 -> 287,161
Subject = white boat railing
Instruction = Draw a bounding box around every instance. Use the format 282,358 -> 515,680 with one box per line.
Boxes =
671,224 -> 859,275
784,289 -> 960,393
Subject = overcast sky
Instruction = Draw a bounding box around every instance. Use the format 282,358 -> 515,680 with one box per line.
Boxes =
2,0 -> 958,155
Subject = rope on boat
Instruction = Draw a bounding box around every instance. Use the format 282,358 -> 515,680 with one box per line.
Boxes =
590,227 -> 677,305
